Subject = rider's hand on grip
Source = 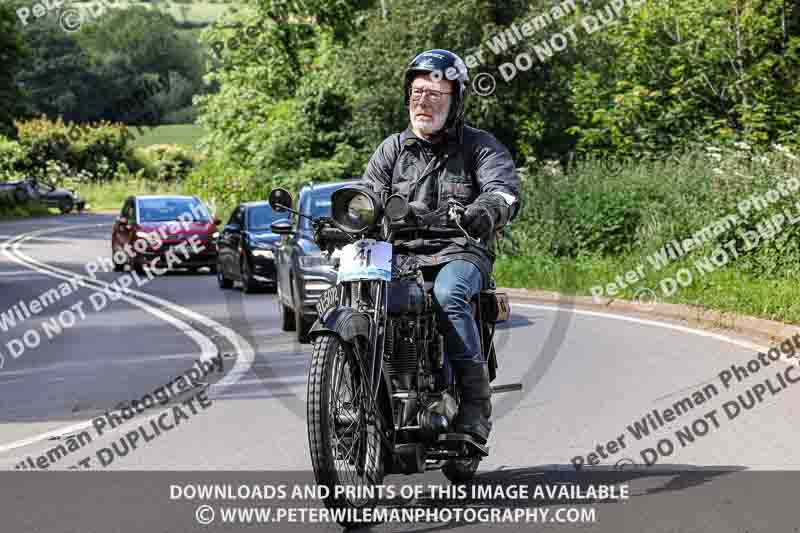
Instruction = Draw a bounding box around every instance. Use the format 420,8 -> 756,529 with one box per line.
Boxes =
461,202 -> 494,242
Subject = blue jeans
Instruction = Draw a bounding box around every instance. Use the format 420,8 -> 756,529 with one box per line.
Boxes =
430,260 -> 484,364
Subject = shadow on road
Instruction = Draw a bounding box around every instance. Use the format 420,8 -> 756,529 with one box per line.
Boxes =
347,463 -> 748,532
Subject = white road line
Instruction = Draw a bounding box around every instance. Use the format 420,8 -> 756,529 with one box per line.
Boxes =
0,223 -> 256,455
513,303 -> 769,352
0,352 -> 204,378
0,270 -> 50,276
8,223 -> 255,393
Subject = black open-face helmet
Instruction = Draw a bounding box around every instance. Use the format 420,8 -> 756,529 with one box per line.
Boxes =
404,49 -> 469,138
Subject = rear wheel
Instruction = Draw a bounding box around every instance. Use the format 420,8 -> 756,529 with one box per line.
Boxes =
442,457 -> 480,484
307,334 -> 385,527
58,198 -> 74,214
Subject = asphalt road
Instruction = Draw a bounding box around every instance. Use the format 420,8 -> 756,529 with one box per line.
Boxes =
1,214 -> 799,532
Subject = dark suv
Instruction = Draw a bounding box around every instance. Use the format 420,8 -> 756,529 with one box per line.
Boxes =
272,180 -> 358,343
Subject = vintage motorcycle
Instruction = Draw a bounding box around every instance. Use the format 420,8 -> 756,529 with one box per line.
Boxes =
268,184 -> 519,524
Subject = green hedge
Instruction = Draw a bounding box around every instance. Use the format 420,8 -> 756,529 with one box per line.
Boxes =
5,117 -> 204,184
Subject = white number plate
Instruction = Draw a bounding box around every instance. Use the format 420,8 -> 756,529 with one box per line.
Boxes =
337,239 -> 392,282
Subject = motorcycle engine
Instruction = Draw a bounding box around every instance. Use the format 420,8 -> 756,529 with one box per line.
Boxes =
384,291 -> 455,439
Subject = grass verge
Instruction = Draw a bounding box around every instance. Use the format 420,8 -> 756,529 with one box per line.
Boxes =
495,252 -> 800,326
132,125 -> 206,148
81,178 -> 186,211
0,201 -> 52,220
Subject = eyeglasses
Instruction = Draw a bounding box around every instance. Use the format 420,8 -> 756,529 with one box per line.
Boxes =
410,87 -> 453,103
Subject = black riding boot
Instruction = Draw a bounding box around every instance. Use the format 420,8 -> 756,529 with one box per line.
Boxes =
451,360 -> 492,444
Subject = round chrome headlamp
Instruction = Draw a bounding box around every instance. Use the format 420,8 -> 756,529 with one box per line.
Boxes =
331,186 -> 381,233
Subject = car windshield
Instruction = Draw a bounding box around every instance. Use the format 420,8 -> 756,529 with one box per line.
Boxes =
247,205 -> 282,231
300,194 -> 334,230
138,198 -> 210,223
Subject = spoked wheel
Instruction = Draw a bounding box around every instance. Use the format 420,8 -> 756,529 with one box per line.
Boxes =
307,333 -> 385,527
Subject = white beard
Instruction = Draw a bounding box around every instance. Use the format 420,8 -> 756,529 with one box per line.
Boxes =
410,107 -> 448,135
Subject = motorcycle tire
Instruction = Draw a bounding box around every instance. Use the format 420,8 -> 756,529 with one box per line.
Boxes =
442,457 -> 480,484
307,333 -> 386,528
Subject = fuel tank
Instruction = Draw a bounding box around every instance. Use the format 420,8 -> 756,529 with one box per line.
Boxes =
387,279 -> 426,315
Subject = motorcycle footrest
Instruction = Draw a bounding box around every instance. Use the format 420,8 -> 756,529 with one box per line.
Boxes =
437,433 -> 489,457
491,382 -> 522,394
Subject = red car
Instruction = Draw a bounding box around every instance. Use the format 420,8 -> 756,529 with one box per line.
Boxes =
111,195 -> 221,274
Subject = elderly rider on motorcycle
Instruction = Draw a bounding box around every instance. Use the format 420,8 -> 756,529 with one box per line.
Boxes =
359,49 -> 521,445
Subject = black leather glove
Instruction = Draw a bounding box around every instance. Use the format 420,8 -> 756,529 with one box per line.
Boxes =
461,202 -> 495,241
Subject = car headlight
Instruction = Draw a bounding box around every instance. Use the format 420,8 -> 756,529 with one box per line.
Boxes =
253,249 -> 274,259
211,231 -> 220,239
299,255 -> 333,268
331,188 -> 380,233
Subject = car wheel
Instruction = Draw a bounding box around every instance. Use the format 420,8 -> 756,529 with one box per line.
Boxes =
13,187 -> 27,203
58,198 -> 74,214
293,281 -> 311,344
241,259 -> 259,294
129,254 -> 145,275
208,264 -> 218,275
217,259 -> 233,289
278,284 -> 296,332
295,306 -> 311,344
112,247 -> 124,272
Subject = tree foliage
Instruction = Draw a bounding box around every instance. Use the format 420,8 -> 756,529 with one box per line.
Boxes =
0,3 -> 28,138
13,6 -> 205,128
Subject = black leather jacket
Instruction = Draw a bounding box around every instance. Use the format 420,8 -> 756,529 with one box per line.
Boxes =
360,124 -> 521,285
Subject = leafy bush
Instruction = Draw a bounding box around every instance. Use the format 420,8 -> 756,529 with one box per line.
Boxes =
0,135 -> 30,179
568,0 -> 800,157
0,199 -> 50,219
135,144 -> 206,181
15,117 -> 132,181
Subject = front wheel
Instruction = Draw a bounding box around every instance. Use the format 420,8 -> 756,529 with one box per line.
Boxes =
241,259 -> 259,294
217,260 -> 233,289
111,247 -> 124,272
307,334 -> 385,527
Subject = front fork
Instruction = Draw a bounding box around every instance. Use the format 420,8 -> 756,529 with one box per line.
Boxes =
367,279 -> 388,408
